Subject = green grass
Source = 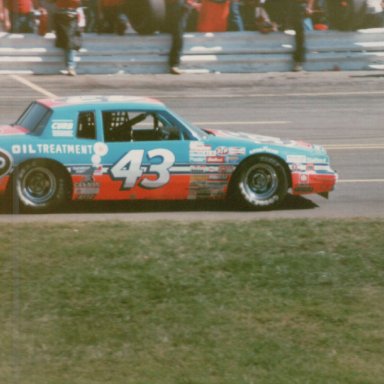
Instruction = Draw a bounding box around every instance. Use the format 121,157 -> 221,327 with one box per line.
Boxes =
1,219 -> 384,384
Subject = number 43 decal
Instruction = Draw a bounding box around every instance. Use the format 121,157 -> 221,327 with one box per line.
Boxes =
110,149 -> 176,189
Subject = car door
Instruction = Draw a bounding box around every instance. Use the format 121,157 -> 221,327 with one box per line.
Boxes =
98,109 -> 192,201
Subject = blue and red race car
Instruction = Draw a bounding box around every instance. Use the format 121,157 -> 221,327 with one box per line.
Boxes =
0,95 -> 337,212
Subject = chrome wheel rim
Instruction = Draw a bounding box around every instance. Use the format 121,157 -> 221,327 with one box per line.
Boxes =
241,163 -> 278,201
20,167 -> 56,205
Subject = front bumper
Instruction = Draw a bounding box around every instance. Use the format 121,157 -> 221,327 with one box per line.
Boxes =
291,171 -> 337,197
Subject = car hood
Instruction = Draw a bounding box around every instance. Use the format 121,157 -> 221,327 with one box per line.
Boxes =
0,125 -> 29,136
206,129 -> 324,153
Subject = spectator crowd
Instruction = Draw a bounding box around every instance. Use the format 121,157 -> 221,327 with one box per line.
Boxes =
1,0 -> 383,35
0,0 -> 383,75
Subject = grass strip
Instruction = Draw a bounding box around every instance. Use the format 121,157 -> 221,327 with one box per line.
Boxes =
1,219 -> 384,384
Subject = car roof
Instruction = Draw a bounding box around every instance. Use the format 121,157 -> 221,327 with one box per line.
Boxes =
37,95 -> 165,110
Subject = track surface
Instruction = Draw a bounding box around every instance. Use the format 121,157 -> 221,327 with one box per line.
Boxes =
1,71 -> 383,222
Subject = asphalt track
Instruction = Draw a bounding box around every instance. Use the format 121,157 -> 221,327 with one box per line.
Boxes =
0,70 -> 383,222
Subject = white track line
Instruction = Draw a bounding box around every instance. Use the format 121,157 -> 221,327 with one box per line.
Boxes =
194,121 -> 290,125
324,144 -> 384,150
338,179 -> 384,183
9,74 -> 57,98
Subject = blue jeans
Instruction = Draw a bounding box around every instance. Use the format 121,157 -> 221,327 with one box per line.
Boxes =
228,2 -> 244,31
65,49 -> 76,69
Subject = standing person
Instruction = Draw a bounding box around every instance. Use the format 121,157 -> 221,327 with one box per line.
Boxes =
288,0 -> 313,72
39,0 -> 58,33
54,0 -> 82,76
363,0 -> 384,28
0,0 -> 10,32
197,0 -> 229,32
97,0 -> 127,35
167,0 -> 201,75
228,0 -> 244,31
5,0 -> 41,33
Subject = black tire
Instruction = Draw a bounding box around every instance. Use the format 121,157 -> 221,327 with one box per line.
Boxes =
13,161 -> 70,213
125,0 -> 166,35
232,156 -> 288,210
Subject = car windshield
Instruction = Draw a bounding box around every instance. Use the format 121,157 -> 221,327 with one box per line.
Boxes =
167,110 -> 209,140
14,102 -> 51,134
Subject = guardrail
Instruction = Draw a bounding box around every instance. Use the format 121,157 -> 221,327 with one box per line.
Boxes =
1,29 -> 384,75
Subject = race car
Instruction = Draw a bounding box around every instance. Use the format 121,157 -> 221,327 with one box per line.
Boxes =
0,95 -> 337,213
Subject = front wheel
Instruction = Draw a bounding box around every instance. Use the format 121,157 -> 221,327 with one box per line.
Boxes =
13,161 -> 70,213
232,156 -> 288,210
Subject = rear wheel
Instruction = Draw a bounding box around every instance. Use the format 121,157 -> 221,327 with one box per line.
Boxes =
13,161 -> 70,213
233,156 -> 288,210
126,0 -> 166,35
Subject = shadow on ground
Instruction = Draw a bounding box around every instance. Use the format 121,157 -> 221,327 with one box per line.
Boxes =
59,194 -> 317,214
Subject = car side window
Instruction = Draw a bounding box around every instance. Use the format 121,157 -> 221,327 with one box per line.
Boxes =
130,112 -> 160,141
103,111 -> 132,142
77,111 -> 96,140
102,110 -> 182,142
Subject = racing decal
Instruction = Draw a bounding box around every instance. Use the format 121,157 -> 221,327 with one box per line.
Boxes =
12,143 -> 93,155
74,180 -> 101,200
51,120 -> 74,137
190,143 -> 246,164
286,155 -> 306,163
0,149 -> 13,177
207,156 -> 225,163
68,165 -> 95,175
215,146 -> 229,155
216,146 -> 246,156
287,154 -> 328,164
306,156 -> 328,163
190,142 -> 215,163
110,148 -> 176,190
91,142 -> 109,169
191,165 -> 220,173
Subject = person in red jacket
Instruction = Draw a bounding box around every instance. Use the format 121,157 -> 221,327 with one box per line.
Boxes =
5,0 -> 40,32
167,0 -> 201,74
54,0 -> 82,76
197,0 -> 229,32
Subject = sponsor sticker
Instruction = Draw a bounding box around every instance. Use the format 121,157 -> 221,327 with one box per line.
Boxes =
229,147 -> 246,155
207,156 -> 225,163
287,155 -> 307,163
12,144 -> 93,155
52,120 -> 74,137
216,146 -> 229,155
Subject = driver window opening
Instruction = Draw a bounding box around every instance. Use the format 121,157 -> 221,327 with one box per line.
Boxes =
102,110 -> 182,142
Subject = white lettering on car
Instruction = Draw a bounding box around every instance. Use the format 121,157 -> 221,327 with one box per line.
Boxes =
110,149 -> 176,190
11,144 -> 93,155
